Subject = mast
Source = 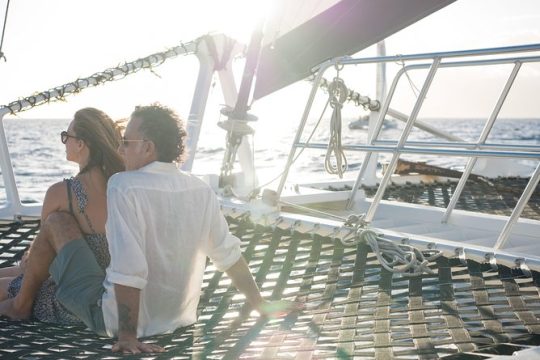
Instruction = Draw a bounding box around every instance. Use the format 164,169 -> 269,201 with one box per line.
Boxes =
218,18 -> 267,193
230,21 -> 265,119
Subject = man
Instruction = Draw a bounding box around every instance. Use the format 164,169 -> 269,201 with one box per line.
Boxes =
1,104 -> 294,354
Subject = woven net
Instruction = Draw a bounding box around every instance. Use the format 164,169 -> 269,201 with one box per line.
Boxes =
327,177 -> 540,221
1,216 -> 539,359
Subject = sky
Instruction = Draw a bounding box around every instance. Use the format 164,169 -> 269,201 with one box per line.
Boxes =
0,0 -> 539,121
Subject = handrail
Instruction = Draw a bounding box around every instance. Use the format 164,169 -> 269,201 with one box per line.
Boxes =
276,63 -> 327,196
361,56 -> 440,223
372,140 -> 540,152
494,162 -> 540,249
294,142 -> 540,159
280,43 -> 540,248
345,54 -> 540,202
442,61 -> 522,223
313,43 -> 540,70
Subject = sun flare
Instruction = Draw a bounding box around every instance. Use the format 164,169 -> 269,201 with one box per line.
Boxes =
201,0 -> 274,43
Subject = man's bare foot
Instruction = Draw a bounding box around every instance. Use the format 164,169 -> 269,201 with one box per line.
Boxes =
0,298 -> 31,320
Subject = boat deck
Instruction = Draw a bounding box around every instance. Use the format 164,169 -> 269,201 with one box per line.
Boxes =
277,175 -> 540,262
359,177 -> 540,221
1,216 -> 540,359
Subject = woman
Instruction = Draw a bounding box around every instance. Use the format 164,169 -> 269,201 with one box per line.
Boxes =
0,107 -> 124,323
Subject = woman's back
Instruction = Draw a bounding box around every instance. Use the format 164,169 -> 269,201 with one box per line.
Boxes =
67,168 -> 108,236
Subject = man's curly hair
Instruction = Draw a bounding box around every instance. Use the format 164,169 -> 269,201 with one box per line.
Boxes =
131,103 -> 187,163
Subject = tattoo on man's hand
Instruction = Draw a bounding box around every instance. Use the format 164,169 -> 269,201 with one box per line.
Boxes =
118,304 -> 136,334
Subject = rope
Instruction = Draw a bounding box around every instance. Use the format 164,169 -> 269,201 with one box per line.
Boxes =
396,56 -> 420,98
360,230 -> 440,275
0,0 -> 10,61
341,215 -> 441,276
278,199 -> 350,222
272,202 -> 441,276
2,40 -> 197,114
324,77 -> 348,178
247,99 -> 330,199
318,76 -> 380,111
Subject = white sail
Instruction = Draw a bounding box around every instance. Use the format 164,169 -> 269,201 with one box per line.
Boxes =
263,0 -> 342,46
254,0 -> 456,100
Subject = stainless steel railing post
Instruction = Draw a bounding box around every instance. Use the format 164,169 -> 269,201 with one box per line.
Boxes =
0,109 -> 22,218
364,57 -> 441,223
346,65 -> 404,209
442,61 -> 522,223
363,58 -> 441,223
494,161 -> 540,249
276,61 -> 333,197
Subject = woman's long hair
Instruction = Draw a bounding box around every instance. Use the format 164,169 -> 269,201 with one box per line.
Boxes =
72,108 -> 124,180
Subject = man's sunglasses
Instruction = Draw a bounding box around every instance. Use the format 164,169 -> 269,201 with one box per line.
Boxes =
121,137 -> 148,146
60,131 -> 80,144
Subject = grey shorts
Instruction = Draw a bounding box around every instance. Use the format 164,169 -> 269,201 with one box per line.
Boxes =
49,238 -> 107,336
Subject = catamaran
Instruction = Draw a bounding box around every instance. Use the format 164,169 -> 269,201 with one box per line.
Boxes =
0,0 -> 539,358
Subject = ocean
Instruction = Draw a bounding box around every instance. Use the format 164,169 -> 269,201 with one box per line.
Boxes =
1,117 -> 539,205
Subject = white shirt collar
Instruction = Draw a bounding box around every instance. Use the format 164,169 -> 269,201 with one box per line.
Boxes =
138,161 -> 179,174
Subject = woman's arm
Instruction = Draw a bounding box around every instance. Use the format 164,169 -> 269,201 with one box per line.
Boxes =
40,181 -> 68,221
22,181 -> 68,259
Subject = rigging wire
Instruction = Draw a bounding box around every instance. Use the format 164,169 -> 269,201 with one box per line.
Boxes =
247,98 -> 331,198
0,0 -> 10,61
396,56 -> 420,98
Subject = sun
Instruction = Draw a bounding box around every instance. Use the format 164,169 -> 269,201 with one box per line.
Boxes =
202,0 -> 274,44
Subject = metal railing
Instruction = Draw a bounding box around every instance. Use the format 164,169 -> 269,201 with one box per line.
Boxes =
277,43 -> 540,248
0,39 -> 200,219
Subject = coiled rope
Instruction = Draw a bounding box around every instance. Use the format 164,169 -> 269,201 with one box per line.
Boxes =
278,202 -> 442,276
324,77 -> 348,178
346,229 -> 441,275
341,215 -> 441,276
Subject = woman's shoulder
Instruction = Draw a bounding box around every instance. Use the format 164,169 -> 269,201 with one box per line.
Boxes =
41,180 -> 71,216
46,180 -> 70,197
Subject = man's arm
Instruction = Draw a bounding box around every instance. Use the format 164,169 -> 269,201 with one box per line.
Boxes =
225,256 -> 302,318
224,256 -> 264,309
111,284 -> 164,354
106,182 -> 163,354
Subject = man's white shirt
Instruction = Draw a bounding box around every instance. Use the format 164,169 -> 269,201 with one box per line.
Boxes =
101,161 -> 241,337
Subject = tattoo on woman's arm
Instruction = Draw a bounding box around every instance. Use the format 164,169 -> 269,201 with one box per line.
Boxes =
118,304 -> 137,334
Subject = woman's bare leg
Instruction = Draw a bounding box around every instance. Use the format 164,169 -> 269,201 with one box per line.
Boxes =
0,266 -> 22,278
0,248 -> 30,278
0,229 -> 54,319
0,212 -> 83,320
0,277 -> 14,301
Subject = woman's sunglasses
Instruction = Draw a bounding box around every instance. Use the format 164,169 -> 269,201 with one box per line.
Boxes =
60,131 -> 80,144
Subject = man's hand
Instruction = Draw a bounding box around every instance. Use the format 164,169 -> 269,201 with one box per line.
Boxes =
257,300 -> 304,319
112,338 -> 165,354
113,285 -> 165,354
224,257 -> 303,319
